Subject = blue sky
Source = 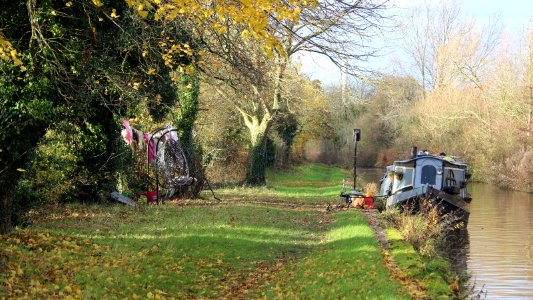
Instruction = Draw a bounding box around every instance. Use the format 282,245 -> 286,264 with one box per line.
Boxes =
298,0 -> 533,85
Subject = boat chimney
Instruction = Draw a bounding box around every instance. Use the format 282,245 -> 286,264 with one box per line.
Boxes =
411,146 -> 417,158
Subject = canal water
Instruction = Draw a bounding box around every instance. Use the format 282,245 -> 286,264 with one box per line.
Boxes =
358,169 -> 533,299
467,183 -> 533,299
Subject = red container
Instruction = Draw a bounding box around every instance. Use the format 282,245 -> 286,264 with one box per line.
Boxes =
141,190 -> 158,204
363,196 -> 374,209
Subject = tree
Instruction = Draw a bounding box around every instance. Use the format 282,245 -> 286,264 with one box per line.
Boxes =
1,0 -> 187,232
202,0 -> 389,184
0,0 -> 58,234
400,0 -> 499,94
0,0 -> 317,232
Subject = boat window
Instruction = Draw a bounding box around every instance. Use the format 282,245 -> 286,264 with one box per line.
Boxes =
445,169 -> 456,187
402,168 -> 414,186
392,167 -> 414,192
421,165 -> 436,185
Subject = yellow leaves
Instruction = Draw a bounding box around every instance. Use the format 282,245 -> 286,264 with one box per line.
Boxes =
0,37 -> 13,59
147,68 -> 156,75
16,168 -> 26,172
1,37 -> 25,70
160,41 -> 197,69
91,0 -> 104,7
137,4 -> 148,18
65,1 -> 73,7
241,29 -> 251,41
10,50 -> 23,66
214,24 -> 227,35
123,0 -> 315,59
111,8 -> 120,18
0,230 -> 103,299
138,10 -> 148,18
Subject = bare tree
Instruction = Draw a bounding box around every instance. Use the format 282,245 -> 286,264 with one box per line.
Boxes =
202,0 -> 390,184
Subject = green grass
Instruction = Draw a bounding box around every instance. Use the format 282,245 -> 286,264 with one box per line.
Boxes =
266,163 -> 346,187
386,228 -> 455,299
260,212 -> 408,299
215,163 -> 347,206
0,163 -> 415,299
1,204 -> 328,299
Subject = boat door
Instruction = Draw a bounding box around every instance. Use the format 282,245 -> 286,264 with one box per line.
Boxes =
415,158 -> 443,190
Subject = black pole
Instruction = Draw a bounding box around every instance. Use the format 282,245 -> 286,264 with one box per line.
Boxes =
149,127 -> 168,204
353,129 -> 360,190
353,139 -> 357,190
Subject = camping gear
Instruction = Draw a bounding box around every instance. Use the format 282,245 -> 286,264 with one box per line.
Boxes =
147,127 -> 195,203
110,191 -> 137,206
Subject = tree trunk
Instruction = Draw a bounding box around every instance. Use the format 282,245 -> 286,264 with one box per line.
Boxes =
0,184 -> 14,234
278,143 -> 290,169
246,134 -> 268,185
242,112 -> 271,185
276,112 -> 298,169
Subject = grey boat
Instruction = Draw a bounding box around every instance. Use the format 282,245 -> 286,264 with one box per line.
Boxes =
379,152 -> 472,220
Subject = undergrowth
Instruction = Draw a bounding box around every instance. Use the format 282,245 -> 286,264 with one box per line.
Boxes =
379,201 -> 472,298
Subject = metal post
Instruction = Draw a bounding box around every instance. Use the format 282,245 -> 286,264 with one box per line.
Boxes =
353,129 -> 360,190
353,139 -> 357,190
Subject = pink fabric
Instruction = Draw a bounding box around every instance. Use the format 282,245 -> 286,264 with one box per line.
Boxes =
144,133 -> 155,163
121,119 -> 133,144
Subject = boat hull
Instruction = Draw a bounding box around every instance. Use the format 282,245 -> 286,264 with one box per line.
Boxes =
386,186 -> 470,223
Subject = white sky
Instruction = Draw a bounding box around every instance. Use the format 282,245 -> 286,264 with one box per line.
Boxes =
297,0 -> 533,86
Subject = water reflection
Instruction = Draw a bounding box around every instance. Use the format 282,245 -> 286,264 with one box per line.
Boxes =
360,169 -> 533,299
467,183 -> 533,299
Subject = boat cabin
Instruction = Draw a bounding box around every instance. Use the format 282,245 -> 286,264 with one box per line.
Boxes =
380,155 -> 470,207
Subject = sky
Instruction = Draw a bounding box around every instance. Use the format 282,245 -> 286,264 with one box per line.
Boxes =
298,0 -> 533,86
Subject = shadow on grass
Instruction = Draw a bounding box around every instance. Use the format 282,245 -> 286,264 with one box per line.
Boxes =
255,211 -> 410,299
13,204 -> 332,298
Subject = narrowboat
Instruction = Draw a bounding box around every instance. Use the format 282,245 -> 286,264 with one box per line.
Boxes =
379,150 -> 472,221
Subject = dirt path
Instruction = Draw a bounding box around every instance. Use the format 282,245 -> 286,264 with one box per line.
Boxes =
363,209 -> 430,300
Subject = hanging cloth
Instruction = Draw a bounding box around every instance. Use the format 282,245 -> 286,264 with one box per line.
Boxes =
144,133 -> 155,163
121,119 -> 133,145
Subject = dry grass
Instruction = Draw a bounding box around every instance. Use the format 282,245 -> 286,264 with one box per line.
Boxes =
379,201 -> 464,257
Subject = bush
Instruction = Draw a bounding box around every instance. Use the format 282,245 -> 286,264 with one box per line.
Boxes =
379,201 -> 463,257
12,179 -> 41,227
498,146 -> 533,192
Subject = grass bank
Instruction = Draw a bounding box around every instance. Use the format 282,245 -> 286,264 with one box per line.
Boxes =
0,163 -> 457,299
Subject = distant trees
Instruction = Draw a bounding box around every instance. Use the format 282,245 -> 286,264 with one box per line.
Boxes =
400,0 -> 499,93
323,75 -> 421,167
194,0 -> 389,184
397,0 -> 532,191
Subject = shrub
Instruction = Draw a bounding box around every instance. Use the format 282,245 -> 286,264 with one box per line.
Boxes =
12,179 -> 41,227
498,146 -> 533,192
379,201 -> 464,257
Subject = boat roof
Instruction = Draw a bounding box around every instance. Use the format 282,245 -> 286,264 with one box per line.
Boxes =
392,155 -> 469,169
